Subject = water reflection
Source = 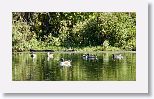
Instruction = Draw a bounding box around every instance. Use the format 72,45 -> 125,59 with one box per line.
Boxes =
12,52 -> 136,81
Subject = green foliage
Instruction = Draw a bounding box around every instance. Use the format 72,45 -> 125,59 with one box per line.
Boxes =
12,20 -> 38,51
12,12 -> 136,52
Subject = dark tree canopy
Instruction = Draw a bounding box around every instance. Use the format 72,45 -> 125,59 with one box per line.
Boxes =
12,12 -> 136,52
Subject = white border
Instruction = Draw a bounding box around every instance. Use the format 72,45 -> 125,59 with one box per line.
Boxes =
0,0 -> 148,93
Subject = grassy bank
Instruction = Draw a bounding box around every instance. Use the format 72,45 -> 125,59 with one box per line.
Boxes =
12,45 -> 135,52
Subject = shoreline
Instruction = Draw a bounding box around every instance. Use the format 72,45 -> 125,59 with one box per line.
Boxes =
12,51 -> 136,54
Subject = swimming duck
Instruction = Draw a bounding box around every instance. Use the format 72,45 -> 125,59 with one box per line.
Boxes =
82,54 -> 98,60
47,52 -> 54,61
31,52 -> 36,58
47,52 -> 53,58
112,54 -> 123,60
60,58 -> 72,67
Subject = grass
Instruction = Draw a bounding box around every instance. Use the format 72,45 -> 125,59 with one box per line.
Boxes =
14,45 -> 125,52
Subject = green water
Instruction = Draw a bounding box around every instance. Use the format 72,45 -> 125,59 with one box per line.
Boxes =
12,52 -> 136,81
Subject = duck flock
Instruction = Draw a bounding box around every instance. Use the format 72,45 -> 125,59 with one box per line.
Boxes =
30,51 -> 124,67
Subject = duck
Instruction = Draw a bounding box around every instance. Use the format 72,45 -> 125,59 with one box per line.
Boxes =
112,54 -> 123,60
82,54 -> 98,60
47,52 -> 54,61
60,58 -> 72,67
47,52 -> 53,58
31,52 -> 36,58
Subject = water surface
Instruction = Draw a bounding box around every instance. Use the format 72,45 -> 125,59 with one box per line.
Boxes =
12,52 -> 136,81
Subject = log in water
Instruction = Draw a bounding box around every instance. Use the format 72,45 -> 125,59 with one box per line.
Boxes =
30,49 -> 54,52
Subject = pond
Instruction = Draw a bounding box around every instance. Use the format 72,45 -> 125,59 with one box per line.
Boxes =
12,52 -> 136,81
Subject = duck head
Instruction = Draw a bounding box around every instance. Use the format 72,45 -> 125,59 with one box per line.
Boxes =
47,52 -> 50,55
60,58 -> 64,62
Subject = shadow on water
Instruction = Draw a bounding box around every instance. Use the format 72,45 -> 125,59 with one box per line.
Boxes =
12,52 -> 136,81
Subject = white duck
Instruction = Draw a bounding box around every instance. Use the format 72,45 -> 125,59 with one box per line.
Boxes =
112,54 -> 123,60
60,58 -> 72,67
47,52 -> 53,58
47,52 -> 54,61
